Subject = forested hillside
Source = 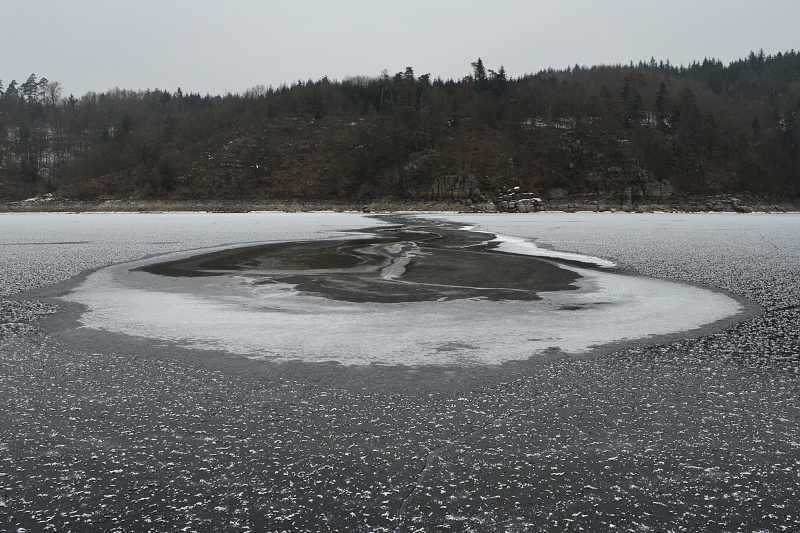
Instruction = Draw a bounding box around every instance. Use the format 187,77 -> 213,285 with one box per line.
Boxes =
2,50 -> 799,207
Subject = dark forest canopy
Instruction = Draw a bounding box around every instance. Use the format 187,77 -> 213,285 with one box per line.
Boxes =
2,50 -> 800,203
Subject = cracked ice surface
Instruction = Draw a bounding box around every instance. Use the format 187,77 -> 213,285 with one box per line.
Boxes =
2,210 -> 799,533
61,218 -> 743,365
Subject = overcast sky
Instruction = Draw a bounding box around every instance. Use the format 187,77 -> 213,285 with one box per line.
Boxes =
4,0 -> 799,97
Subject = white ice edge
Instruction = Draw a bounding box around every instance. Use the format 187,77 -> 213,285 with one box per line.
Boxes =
490,233 -> 617,268
63,245 -> 742,367
414,215 -> 617,268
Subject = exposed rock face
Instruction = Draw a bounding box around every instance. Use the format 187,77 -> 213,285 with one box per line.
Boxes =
426,174 -> 482,202
567,136 -> 676,208
497,187 -> 542,213
403,172 -> 485,204
706,195 -> 754,213
398,149 -> 485,205
609,170 -> 674,208
640,171 -> 675,202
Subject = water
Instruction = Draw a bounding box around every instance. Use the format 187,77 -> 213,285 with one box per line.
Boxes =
57,214 -> 746,365
2,210 -> 798,532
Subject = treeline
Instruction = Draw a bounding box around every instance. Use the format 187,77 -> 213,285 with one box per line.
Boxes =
2,50 -> 799,200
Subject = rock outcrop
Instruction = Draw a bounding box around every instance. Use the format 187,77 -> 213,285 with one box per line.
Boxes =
401,159 -> 486,205
425,174 -> 483,203
565,136 -> 676,209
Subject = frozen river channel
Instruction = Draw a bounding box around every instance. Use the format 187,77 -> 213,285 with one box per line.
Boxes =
1,210 -> 799,532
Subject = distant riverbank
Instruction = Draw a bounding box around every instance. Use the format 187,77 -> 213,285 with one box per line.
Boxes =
2,193 -> 798,214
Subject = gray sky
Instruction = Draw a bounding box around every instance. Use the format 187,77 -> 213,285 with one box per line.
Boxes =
4,0 -> 799,97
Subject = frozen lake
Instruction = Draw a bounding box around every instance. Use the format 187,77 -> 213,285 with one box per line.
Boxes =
1,210 -> 798,532
53,213 -> 747,365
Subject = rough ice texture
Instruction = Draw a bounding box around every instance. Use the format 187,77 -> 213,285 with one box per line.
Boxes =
64,233 -> 742,365
0,211 -> 379,295
421,211 -> 800,309
2,211 -> 799,532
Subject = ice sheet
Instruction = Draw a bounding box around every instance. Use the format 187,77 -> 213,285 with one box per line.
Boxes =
63,222 -> 744,366
489,234 -> 617,268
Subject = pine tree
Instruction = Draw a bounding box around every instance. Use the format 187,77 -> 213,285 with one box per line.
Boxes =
655,82 -> 669,128
472,58 -> 488,93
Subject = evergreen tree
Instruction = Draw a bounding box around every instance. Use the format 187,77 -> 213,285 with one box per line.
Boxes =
491,65 -> 508,97
472,58 -> 488,93
655,82 -> 669,129
121,112 -> 132,133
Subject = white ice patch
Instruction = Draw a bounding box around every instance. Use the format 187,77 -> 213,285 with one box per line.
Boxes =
63,244 -> 742,366
490,234 -> 617,268
380,243 -> 423,280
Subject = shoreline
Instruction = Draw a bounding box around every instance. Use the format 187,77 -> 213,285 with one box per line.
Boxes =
2,194 -> 798,214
